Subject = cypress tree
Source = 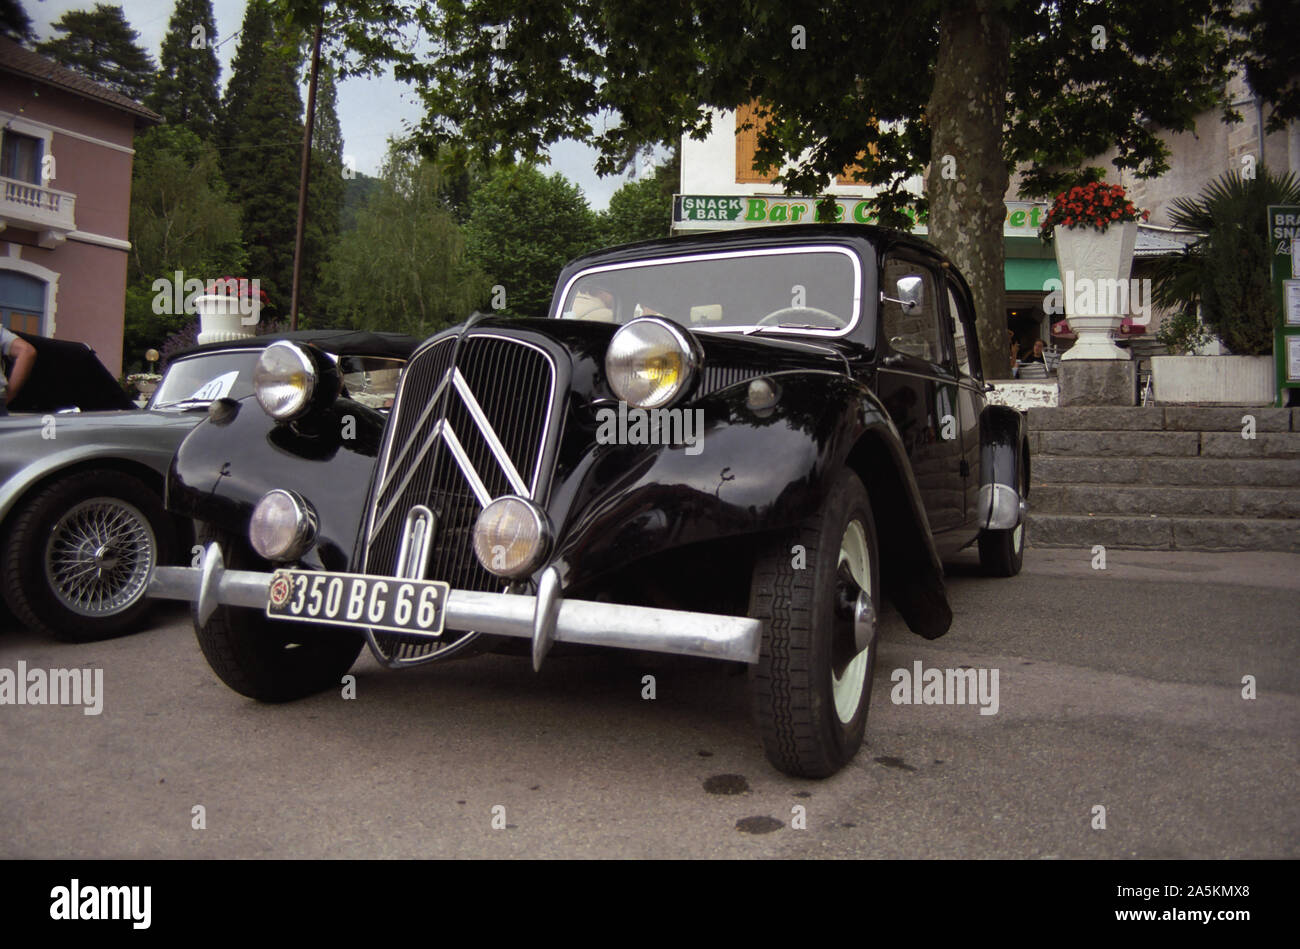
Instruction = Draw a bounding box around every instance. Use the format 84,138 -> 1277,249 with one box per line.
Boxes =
223,24 -> 304,309
147,0 -> 221,138
302,61 -> 346,323
35,3 -> 156,102
216,0 -> 274,157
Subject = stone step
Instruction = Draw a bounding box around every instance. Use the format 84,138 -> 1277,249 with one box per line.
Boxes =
1031,484 -> 1300,518
1027,514 -> 1300,552
1027,406 -> 1298,432
1032,455 -> 1300,487
1030,429 -> 1300,458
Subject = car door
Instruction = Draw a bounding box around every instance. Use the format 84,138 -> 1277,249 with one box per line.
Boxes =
874,251 -> 966,534
940,273 -> 985,531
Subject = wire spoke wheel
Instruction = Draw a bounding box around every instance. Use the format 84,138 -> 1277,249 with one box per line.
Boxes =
44,498 -> 156,617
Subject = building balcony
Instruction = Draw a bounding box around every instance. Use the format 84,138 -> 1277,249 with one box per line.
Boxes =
0,176 -> 76,247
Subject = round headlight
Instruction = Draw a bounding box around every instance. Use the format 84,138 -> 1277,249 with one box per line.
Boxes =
249,489 -> 317,561
472,496 -> 551,579
254,341 -> 317,420
605,318 -> 699,409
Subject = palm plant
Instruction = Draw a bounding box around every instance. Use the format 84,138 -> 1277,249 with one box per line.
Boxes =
1151,167 -> 1300,355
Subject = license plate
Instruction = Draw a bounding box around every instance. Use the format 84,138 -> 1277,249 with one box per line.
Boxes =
266,569 -> 449,637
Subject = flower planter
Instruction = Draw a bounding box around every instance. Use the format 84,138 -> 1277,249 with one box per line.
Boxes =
194,294 -> 260,345
1054,220 -> 1138,361
1149,355 -> 1275,405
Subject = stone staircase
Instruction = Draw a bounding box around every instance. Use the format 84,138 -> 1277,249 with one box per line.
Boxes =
1026,406 -> 1300,552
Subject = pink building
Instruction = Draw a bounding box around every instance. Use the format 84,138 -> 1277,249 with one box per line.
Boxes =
0,37 -> 159,376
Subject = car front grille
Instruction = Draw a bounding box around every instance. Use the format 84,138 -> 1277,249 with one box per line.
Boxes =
361,331 -> 559,664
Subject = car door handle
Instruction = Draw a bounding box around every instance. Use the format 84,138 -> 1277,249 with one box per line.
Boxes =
880,353 -> 905,368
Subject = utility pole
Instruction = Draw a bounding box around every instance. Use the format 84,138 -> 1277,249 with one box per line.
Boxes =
289,17 -> 323,330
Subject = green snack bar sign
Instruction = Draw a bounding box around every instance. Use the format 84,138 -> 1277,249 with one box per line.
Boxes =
675,195 -> 1046,237
1268,205 -> 1300,404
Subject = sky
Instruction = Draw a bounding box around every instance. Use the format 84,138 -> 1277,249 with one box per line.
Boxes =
26,0 -> 632,209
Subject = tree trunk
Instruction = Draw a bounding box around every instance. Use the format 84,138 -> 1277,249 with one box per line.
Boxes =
926,0 -> 1012,379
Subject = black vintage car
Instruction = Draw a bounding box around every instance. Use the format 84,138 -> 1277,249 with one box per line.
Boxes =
151,225 -> 1029,778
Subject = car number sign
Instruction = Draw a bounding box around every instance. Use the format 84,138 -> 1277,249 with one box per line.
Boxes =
266,569 -> 449,637
186,370 -> 240,403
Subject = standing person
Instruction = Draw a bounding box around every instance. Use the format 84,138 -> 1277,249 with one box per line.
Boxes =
0,326 -> 37,415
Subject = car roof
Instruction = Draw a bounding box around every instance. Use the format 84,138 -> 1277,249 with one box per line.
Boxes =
560,224 -> 942,270
171,329 -> 421,361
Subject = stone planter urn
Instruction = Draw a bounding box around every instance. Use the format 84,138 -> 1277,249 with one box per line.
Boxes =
194,293 -> 260,345
1054,219 -> 1138,361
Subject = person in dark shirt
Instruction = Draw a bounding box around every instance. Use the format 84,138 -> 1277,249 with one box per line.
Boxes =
0,326 -> 37,416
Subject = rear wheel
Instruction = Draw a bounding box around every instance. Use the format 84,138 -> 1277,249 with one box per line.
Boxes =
978,458 -> 1027,577
748,470 -> 880,778
2,470 -> 172,641
193,525 -> 363,702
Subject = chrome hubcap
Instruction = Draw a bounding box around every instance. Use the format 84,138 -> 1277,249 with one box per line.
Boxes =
832,519 -> 873,724
45,499 -> 155,616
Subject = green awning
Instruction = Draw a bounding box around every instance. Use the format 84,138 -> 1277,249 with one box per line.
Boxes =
1004,257 -> 1059,292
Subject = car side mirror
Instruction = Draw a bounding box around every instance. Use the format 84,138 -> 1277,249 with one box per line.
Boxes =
880,275 -> 924,312
896,276 -> 924,311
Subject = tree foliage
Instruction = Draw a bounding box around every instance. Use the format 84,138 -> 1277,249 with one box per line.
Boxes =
221,18 -> 305,309
384,0 -> 1242,378
600,161 -> 676,246
462,164 -> 601,318
0,0 -> 34,43
321,151 -> 491,337
1239,0 -> 1300,132
217,0 -> 275,156
147,0 -> 222,138
35,3 -> 156,102
123,126 -> 246,370
1150,167 -> 1300,356
301,61 -> 346,324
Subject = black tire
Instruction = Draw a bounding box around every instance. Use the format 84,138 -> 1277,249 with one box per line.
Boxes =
748,469 -> 881,778
1,470 -> 173,641
194,524 -> 363,702
978,458 -> 1027,577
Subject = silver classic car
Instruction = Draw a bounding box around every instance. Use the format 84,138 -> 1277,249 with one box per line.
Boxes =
0,330 -> 415,641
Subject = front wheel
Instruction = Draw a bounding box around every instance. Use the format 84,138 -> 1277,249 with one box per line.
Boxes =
748,470 -> 880,778
1,470 -> 173,641
193,525 -> 363,703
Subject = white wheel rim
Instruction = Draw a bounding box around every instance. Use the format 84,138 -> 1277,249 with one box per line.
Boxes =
832,519 -> 872,724
1012,470 -> 1026,553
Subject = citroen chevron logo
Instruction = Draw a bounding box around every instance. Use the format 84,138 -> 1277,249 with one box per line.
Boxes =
370,368 -> 530,540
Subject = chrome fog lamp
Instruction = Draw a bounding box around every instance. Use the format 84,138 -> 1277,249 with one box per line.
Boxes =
605,317 -> 700,409
472,496 -> 551,579
254,341 -> 319,420
249,489 -> 318,561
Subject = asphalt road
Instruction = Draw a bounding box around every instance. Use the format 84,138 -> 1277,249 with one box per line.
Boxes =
2,547 -> 1296,859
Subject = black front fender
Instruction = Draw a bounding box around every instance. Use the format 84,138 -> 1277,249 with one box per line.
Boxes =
552,372 -> 951,638
165,397 -> 387,571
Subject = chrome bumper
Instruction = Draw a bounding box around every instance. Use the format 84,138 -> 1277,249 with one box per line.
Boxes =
149,543 -> 761,669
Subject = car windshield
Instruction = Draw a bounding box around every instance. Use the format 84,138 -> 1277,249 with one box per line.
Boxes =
151,351 -> 257,407
151,350 -> 406,409
556,246 -> 861,336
